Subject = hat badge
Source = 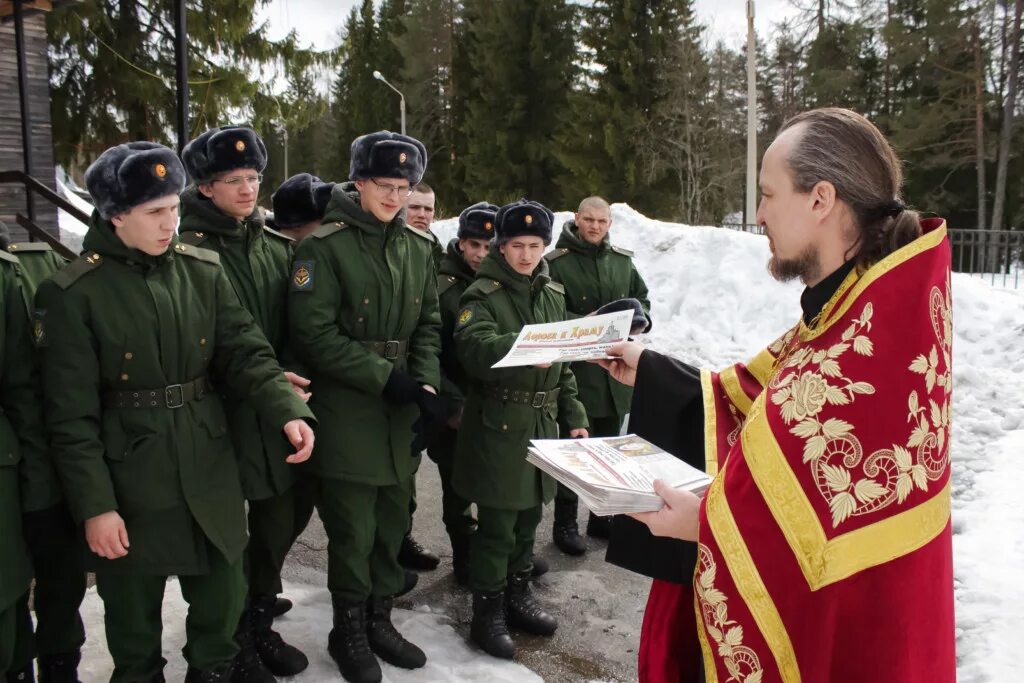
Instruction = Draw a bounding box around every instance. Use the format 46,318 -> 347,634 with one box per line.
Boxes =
524,214 -> 533,226
484,221 -> 493,231
235,140 -> 246,152
399,152 -> 407,164
154,163 -> 167,179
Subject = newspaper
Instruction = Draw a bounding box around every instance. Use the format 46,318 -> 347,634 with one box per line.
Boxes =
490,309 -> 633,369
527,435 -> 712,516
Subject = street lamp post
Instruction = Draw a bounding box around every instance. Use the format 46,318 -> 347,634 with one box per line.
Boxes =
373,70 -> 406,136
745,0 -> 758,229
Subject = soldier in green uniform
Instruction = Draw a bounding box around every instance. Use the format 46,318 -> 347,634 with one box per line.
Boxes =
270,173 -> 335,243
544,196 -> 651,555
35,142 -> 316,683
287,131 -> 444,683
0,223 -> 87,683
178,126 -> 311,680
428,202 -> 497,584
0,227 -> 49,682
452,200 -> 590,660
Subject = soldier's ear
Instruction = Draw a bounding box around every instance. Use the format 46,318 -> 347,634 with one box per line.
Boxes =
197,182 -> 216,199
110,212 -> 127,229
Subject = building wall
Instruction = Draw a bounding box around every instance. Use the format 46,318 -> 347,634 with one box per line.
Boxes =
0,9 -> 59,240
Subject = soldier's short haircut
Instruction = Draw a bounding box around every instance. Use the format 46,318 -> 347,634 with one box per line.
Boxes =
577,196 -> 611,214
413,182 -> 434,195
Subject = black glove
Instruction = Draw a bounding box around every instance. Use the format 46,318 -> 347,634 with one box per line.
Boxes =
381,368 -> 421,405
595,297 -> 651,334
410,389 -> 450,453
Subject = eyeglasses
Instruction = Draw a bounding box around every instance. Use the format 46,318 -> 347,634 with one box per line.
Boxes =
371,179 -> 413,198
215,174 -> 263,187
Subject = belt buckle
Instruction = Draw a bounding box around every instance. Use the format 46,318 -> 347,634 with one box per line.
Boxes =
531,391 -> 547,408
383,340 -> 400,360
165,384 -> 185,409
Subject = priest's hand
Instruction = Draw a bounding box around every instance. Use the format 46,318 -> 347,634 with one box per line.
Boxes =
629,479 -> 701,542
591,341 -> 645,386
85,511 -> 130,559
284,419 -> 315,464
570,428 -> 589,438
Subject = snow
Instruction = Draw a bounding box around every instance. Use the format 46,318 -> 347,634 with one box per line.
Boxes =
71,204 -> 1023,680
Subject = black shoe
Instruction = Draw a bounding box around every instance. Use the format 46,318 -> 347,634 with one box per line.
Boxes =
553,498 -> 586,556
451,533 -> 471,586
398,533 -> 440,571
530,556 -> 549,578
586,512 -> 612,539
271,597 -> 293,619
506,571 -> 557,636
231,608 -> 275,683
184,662 -> 234,683
470,590 -> 515,660
366,597 -> 426,670
251,595 -> 309,676
38,650 -> 81,683
395,569 -> 418,598
328,598 -> 382,683
5,662 -> 34,683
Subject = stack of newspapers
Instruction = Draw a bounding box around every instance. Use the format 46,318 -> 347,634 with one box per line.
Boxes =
527,434 -> 712,516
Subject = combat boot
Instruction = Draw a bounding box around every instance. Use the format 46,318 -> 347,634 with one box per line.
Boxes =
397,533 -> 440,571
470,590 -> 515,659
38,649 -> 81,683
366,597 -> 426,669
250,595 -> 309,676
328,598 -> 381,683
506,570 -> 557,636
185,662 -> 234,682
553,497 -> 586,556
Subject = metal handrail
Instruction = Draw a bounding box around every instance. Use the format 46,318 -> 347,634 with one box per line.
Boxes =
15,214 -> 77,260
0,169 -> 91,225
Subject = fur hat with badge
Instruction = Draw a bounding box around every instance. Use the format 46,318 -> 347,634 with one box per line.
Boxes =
494,199 -> 555,246
272,173 -> 336,229
457,202 -> 500,241
84,142 -> 187,220
349,131 -> 427,185
181,125 -> 268,184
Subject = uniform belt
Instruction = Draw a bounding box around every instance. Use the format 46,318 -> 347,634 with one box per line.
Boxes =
485,386 -> 560,408
360,339 -> 409,361
103,376 -> 212,409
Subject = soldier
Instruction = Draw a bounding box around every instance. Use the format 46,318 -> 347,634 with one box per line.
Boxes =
0,226 -> 49,682
429,202 -> 498,584
270,173 -> 335,243
404,182 -> 442,269
544,196 -> 651,555
178,126 -> 312,681
452,199 -> 589,660
1,223 -> 87,683
35,142 -> 315,683
287,131 -> 444,683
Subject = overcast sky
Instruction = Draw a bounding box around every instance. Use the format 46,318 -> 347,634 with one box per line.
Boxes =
256,0 -> 802,53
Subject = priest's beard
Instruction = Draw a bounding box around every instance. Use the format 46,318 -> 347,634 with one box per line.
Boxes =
768,246 -> 822,284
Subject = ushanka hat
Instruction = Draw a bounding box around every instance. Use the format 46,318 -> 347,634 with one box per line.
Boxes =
349,131 -> 427,185
181,125 -> 268,183
457,202 -> 500,241
271,173 -> 335,228
84,142 -> 187,219
494,199 -> 554,245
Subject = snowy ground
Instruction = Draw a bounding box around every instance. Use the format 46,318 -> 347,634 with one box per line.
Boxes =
72,204 -> 1022,681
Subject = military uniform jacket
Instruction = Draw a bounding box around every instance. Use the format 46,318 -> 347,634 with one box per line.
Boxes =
35,213 -> 314,575
7,242 -> 67,513
436,239 -> 476,407
179,188 -> 298,500
545,221 -> 651,419
452,253 -> 588,510
0,251 -> 46,610
288,183 -> 441,486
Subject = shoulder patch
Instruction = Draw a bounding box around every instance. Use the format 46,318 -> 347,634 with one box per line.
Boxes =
545,280 -> 565,295
8,242 -> 53,253
0,250 -> 18,264
405,225 -> 438,243
312,221 -> 348,240
291,260 -> 315,292
50,252 -> 105,290
455,305 -> 476,330
480,279 -> 504,295
178,231 -> 209,247
544,248 -> 571,262
262,225 -> 295,243
611,245 -> 635,257
172,242 -> 221,265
